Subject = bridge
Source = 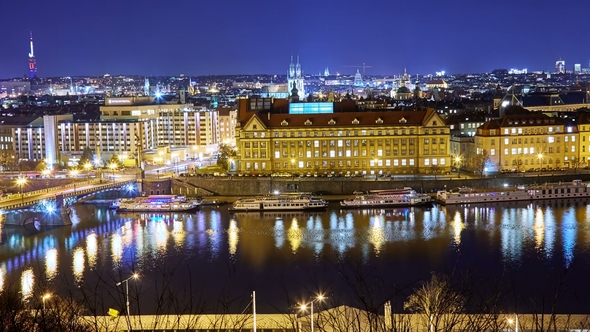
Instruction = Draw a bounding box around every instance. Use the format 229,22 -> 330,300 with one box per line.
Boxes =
0,177 -> 138,226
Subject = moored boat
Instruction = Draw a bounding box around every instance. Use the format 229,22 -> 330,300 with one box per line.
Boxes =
437,179 -> 590,205
340,188 -> 431,208
229,194 -> 327,212
116,195 -> 200,212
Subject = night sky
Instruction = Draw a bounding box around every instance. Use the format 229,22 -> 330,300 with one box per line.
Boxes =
0,0 -> 588,78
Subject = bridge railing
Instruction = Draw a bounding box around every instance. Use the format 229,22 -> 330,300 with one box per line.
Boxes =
0,179 -> 103,202
0,179 -> 136,211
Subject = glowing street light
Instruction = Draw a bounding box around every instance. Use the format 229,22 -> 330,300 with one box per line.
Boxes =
299,294 -> 326,332
508,314 -> 519,332
373,158 -> 379,181
42,169 -> 51,192
42,293 -> 51,310
83,162 -> 93,183
537,153 -> 544,175
116,273 -> 139,331
16,176 -> 27,203
70,169 -> 79,194
109,163 -> 118,183
454,155 -> 463,179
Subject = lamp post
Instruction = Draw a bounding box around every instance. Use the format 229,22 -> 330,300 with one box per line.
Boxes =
42,293 -> 51,311
299,295 -> 326,332
109,163 -> 118,183
373,158 -> 379,181
508,314 -> 519,332
42,169 -> 51,192
454,156 -> 463,179
537,153 -> 544,175
83,162 -> 93,184
16,176 -> 27,203
116,273 -> 139,332
70,169 -> 79,194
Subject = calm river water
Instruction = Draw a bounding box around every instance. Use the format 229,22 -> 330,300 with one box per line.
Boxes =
1,200 -> 590,314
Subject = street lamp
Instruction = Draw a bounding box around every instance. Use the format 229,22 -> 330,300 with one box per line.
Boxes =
537,153 -> 544,175
299,295 -> 326,332
42,169 -> 51,192
16,176 -> 27,203
116,273 -> 139,331
83,162 -> 93,183
70,169 -> 79,195
42,293 -> 51,311
508,314 -> 519,332
373,158 -> 379,181
109,163 -> 118,183
454,156 -> 463,179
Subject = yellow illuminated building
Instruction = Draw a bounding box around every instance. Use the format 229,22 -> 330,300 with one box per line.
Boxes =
475,113 -> 579,171
235,98 -> 450,175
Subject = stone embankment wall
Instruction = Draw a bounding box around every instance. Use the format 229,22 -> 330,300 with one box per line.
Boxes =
175,174 -> 590,196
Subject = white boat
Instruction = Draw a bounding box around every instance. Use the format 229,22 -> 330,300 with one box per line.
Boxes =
109,198 -> 134,209
229,194 -> 328,212
437,180 -> 590,205
117,195 -> 200,212
340,188 -> 432,208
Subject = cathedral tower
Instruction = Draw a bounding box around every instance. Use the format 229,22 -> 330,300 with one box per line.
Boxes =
288,56 -> 305,99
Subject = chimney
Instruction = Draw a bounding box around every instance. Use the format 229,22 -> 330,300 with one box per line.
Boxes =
267,112 -> 271,120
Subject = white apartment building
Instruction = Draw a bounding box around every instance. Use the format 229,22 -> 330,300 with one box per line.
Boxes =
3,97 -> 225,167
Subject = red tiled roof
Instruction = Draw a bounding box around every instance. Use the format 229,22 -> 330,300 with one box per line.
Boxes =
246,109 -> 436,128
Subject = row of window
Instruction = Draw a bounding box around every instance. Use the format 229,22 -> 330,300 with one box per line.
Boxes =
497,136 -> 576,145
245,128 -> 448,139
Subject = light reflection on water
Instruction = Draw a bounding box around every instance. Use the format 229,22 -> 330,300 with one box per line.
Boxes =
1,201 -> 590,301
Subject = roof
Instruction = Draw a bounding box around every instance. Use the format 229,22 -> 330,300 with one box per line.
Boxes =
0,116 -> 43,127
251,109 -> 438,128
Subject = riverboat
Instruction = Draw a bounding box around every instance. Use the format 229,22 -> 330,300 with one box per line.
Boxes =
437,180 -> 590,205
229,194 -> 328,212
340,188 -> 432,208
116,195 -> 200,212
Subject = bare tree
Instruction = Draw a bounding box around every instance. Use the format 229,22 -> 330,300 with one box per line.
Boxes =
404,272 -> 464,332
472,149 -> 491,178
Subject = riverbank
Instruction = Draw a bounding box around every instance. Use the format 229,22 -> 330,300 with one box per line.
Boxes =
174,173 -> 590,196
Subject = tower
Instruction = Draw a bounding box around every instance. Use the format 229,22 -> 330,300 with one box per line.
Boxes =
354,69 -> 363,87
28,32 -> 37,78
287,56 -> 305,99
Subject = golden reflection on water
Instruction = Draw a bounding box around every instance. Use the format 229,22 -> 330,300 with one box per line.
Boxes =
111,233 -> 122,264
86,233 -> 98,269
45,248 -> 58,281
21,268 -> 34,300
0,265 -> 5,292
288,218 -> 302,253
452,211 -> 464,245
534,208 -> 545,251
73,247 -> 85,283
173,220 -> 185,247
155,221 -> 168,250
228,219 -> 239,255
368,215 -> 385,255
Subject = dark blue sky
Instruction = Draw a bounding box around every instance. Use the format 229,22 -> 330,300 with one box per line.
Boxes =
0,0 -> 588,78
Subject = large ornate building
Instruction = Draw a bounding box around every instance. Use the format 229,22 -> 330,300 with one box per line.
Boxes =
475,113 -> 578,171
235,97 -> 451,175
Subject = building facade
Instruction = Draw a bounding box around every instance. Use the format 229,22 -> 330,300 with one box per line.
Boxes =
1,97 -> 222,167
235,98 -> 451,175
475,113 -> 578,172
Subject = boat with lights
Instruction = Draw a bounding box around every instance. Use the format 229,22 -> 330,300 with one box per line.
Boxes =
229,194 -> 328,212
436,180 -> 590,205
115,195 -> 200,212
340,188 -> 431,208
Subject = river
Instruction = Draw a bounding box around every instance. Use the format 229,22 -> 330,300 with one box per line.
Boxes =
1,200 -> 590,314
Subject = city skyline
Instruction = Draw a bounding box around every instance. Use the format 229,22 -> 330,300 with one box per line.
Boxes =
0,0 -> 589,78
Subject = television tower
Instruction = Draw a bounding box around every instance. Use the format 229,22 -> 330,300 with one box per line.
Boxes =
28,32 -> 37,78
